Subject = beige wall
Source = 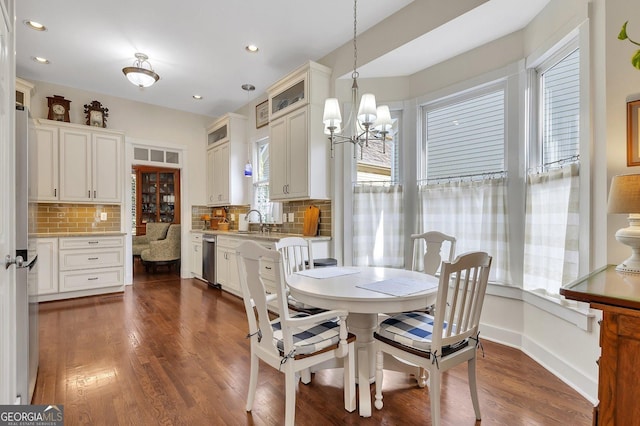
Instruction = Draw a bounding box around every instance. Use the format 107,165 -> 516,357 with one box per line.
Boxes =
27,80 -> 213,207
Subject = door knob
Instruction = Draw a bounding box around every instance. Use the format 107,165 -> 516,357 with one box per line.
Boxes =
5,254 -> 24,270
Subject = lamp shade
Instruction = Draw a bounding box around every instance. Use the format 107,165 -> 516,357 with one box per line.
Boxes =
357,93 -> 377,125
608,174 -> 640,213
373,105 -> 392,131
323,98 -> 342,127
123,68 -> 159,88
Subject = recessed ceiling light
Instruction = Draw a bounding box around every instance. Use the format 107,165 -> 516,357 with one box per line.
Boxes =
193,95 -> 203,100
245,45 -> 259,53
32,56 -> 50,64
24,20 -> 47,31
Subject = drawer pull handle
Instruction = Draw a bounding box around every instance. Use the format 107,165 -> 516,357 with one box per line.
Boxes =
87,277 -> 99,281
88,257 -> 99,260
88,241 -> 99,245
265,266 -> 272,270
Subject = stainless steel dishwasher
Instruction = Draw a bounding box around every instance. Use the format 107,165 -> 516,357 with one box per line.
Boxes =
202,236 -> 220,288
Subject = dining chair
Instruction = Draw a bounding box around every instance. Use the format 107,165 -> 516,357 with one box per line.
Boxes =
410,231 -> 456,275
236,240 -> 356,426
407,231 -> 457,388
275,236 -> 326,315
373,251 -> 492,426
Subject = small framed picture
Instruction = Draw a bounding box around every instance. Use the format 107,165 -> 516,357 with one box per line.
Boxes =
627,99 -> 640,166
256,100 -> 269,129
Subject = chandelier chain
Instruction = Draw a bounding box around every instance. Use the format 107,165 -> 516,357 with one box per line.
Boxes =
352,0 -> 359,80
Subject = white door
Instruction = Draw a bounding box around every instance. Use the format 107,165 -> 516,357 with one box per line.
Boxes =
0,0 -> 18,404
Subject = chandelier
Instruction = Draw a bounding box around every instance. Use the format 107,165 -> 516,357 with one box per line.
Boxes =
322,0 -> 393,158
122,53 -> 160,88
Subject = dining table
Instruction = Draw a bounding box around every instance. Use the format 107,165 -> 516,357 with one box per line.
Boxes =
286,266 -> 439,417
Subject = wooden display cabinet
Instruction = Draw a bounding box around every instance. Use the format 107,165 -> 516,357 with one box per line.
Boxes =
560,265 -> 640,425
134,166 -> 180,235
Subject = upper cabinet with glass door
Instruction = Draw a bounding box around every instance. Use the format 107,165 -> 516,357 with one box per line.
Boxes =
268,61 -> 332,121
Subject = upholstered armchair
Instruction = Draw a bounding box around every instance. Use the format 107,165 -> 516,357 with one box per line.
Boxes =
140,224 -> 181,272
132,223 -> 171,259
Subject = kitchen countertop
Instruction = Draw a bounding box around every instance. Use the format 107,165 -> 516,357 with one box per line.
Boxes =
34,232 -> 126,238
191,229 -> 330,242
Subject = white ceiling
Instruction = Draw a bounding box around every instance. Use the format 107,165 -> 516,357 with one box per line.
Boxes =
15,0 -> 550,118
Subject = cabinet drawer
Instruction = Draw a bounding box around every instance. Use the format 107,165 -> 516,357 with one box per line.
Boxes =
217,236 -> 240,249
59,236 -> 124,250
59,267 -> 124,292
261,258 -> 276,280
59,248 -> 124,271
192,233 -> 203,243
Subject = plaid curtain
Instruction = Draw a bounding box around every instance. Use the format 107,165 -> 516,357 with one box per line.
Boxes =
523,163 -> 580,296
353,184 -> 404,267
417,177 -> 511,284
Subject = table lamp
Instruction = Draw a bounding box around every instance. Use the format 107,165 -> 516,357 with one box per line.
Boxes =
608,174 -> 640,273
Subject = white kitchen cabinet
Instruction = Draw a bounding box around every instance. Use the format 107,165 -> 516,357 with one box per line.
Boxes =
34,124 -> 59,201
267,61 -> 330,201
191,232 -> 203,280
35,119 -> 123,204
36,235 -> 125,302
206,113 -> 247,206
58,236 -> 124,294
35,238 -> 58,295
216,236 -> 241,296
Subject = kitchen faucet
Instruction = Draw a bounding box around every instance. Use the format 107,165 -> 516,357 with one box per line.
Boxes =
245,209 -> 264,232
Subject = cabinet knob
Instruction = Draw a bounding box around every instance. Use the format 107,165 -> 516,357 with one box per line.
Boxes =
596,358 -> 600,366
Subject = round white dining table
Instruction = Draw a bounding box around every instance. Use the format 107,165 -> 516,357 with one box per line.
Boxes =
286,266 -> 439,417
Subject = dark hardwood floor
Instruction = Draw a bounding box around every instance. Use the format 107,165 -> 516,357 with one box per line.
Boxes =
33,261 -> 594,425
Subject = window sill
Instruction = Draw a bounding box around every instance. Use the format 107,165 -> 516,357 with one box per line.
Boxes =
486,283 -> 595,331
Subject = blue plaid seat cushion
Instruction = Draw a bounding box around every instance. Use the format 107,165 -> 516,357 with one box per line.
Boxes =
377,312 -> 448,353
271,313 -> 342,356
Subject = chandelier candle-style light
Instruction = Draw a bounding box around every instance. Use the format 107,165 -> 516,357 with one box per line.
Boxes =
322,0 -> 393,159
122,53 -> 160,88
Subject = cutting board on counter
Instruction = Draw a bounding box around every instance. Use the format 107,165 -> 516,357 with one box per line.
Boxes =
303,205 -> 320,236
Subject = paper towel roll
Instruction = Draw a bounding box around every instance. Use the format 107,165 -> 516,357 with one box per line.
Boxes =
238,215 -> 249,232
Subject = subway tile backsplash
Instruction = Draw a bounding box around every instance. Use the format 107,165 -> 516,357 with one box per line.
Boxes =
36,204 -> 121,234
192,200 -> 331,237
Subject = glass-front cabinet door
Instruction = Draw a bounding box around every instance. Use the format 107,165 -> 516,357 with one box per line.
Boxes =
134,166 -> 181,235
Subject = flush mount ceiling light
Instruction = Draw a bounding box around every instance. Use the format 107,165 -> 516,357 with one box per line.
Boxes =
122,53 -> 160,88
24,20 -> 47,31
322,0 -> 392,158
245,45 -> 259,53
193,95 -> 203,100
241,84 -> 256,92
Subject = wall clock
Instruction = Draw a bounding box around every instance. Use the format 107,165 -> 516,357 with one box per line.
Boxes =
47,95 -> 71,122
83,100 -> 109,128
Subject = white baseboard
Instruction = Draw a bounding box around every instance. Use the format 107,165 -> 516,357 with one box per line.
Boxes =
480,323 -> 598,405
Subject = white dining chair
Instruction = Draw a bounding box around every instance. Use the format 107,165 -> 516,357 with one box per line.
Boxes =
275,236 -> 326,315
236,240 -> 356,426
373,251 -> 492,426
397,231 -> 457,386
410,231 -> 456,275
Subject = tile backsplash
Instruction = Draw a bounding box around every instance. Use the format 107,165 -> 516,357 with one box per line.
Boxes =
192,200 -> 332,236
37,204 -> 121,234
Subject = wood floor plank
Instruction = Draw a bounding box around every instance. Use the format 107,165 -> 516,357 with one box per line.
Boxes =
32,264 -> 594,425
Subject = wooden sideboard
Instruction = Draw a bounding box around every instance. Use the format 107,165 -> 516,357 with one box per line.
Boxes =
560,265 -> 640,425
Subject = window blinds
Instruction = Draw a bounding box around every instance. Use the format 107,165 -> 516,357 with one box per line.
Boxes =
540,48 -> 580,168
425,90 -> 505,180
